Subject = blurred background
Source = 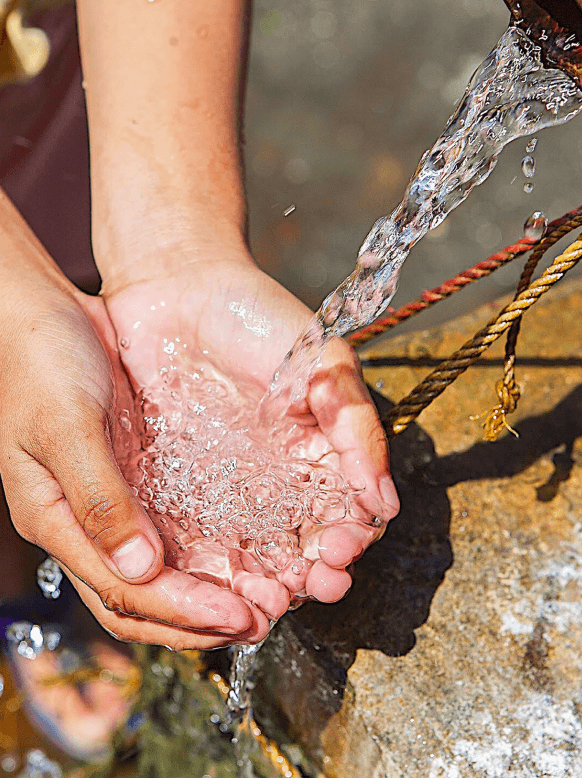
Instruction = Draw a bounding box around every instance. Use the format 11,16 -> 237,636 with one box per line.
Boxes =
245,0 -> 582,333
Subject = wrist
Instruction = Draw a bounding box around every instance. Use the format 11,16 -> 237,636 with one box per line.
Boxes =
94,209 -> 253,298
92,175 -> 251,296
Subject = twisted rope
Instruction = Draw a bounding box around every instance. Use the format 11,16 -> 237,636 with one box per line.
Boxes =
347,204 -> 582,349
383,235 -> 582,437
347,237 -> 537,348
482,206 -> 582,438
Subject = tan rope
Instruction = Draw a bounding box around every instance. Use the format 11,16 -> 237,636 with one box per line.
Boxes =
481,211 -> 582,439
383,235 -> 582,437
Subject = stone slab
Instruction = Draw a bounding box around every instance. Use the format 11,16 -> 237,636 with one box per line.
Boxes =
254,275 -> 582,778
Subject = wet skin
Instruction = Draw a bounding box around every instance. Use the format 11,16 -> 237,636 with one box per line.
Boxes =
105,254 -> 400,622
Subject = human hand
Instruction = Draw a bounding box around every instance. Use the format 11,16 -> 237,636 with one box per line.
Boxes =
0,277 -> 268,649
104,251 -> 400,621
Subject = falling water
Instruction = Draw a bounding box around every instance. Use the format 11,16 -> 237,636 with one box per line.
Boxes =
261,26 -> 582,421
227,27 -> 582,770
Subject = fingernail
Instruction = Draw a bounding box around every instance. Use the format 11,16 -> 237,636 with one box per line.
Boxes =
112,536 -> 156,580
379,476 -> 400,514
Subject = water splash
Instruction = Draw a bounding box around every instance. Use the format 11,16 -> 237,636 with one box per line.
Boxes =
226,642 -> 265,726
225,641 -> 268,778
262,26 -> 582,420
114,372 -> 371,591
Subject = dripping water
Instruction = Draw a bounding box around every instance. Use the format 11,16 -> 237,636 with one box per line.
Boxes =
260,26 -> 582,423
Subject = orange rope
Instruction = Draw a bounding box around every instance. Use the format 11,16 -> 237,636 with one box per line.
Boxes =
347,204 -> 582,349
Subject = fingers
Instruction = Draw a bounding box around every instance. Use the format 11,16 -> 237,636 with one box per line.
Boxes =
5,457 -> 265,640
305,560 -> 352,602
35,416 -> 165,583
232,570 -> 290,621
68,572 -> 269,649
307,336 -> 400,521
316,523 -> 370,568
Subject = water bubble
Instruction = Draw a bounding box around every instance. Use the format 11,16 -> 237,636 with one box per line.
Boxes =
241,473 -> 284,509
196,513 -> 220,538
525,137 -> 538,153
523,182 -> 534,194
524,211 -> 548,241
255,528 -> 294,571
521,154 -> 536,177
202,481 -> 232,507
315,470 -> 345,493
280,461 -> 315,490
309,491 -> 348,523
274,496 -> 304,530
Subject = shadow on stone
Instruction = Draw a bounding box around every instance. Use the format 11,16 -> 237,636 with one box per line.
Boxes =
254,380 -> 582,766
433,382 -> 582,488
253,388 -> 453,761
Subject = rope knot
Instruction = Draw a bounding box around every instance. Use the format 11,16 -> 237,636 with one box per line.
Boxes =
476,377 -> 521,441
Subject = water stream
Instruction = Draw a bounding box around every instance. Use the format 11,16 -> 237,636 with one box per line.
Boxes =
232,25 -> 582,775
261,26 -> 582,423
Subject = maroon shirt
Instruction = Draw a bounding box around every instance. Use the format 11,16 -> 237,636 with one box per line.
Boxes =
0,4 -> 98,292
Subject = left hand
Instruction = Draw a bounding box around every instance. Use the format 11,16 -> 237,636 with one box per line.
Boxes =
104,250 -> 400,621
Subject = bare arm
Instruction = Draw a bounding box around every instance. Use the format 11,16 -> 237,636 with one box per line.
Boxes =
76,0 -> 250,292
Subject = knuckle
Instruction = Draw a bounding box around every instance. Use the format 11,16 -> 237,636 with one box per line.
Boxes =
97,584 -> 127,615
170,639 -> 189,653
80,491 -> 121,541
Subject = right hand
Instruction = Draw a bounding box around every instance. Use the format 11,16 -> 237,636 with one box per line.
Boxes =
0,276 -> 269,649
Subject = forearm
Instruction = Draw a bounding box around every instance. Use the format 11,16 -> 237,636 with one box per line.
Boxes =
0,188 -> 74,316
76,0 -> 250,293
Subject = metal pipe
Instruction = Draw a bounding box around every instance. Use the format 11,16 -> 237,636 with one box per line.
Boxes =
503,0 -> 582,87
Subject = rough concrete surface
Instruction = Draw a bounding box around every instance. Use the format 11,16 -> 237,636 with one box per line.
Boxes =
255,275 -> 582,777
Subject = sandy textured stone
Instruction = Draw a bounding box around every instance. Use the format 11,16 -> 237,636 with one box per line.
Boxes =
254,277 -> 582,777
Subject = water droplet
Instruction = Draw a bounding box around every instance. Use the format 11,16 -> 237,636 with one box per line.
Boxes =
521,154 -> 535,178
197,25 -> 209,38
291,554 -> 305,575
523,182 -> 534,194
375,379 -> 385,390
119,337 -> 130,349
525,137 -> 538,153
524,211 -> 548,241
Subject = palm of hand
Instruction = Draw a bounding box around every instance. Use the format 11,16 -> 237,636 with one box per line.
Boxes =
105,259 -> 398,620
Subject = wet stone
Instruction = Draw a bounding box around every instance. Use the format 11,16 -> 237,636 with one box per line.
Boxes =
252,277 -> 582,777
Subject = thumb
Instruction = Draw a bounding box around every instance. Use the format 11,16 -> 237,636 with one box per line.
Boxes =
45,420 -> 164,583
